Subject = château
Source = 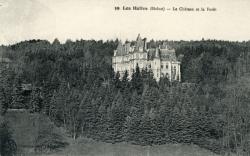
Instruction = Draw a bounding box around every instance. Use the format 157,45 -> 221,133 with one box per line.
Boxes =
112,34 -> 181,82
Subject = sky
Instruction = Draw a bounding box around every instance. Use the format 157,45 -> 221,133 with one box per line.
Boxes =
0,0 -> 250,45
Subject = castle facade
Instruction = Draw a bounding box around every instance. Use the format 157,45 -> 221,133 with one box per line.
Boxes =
112,34 -> 181,82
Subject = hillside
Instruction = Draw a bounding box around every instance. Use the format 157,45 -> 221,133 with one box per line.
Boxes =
1,39 -> 250,154
3,110 -> 68,154
1,111 -> 222,156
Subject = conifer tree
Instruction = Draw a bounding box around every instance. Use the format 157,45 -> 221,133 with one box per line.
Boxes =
131,64 -> 143,94
0,88 -> 8,115
142,86 -> 159,115
0,69 -> 14,108
106,92 -> 126,142
114,71 -> 121,89
130,91 -> 143,117
78,91 -> 97,135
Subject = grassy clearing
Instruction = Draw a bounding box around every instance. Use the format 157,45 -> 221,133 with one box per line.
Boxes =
23,137 -> 220,156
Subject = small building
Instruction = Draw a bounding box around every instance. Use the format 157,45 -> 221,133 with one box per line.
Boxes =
0,57 -> 11,68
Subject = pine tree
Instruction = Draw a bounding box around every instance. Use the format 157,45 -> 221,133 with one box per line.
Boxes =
142,86 -> 159,116
142,68 -> 157,87
121,70 -> 130,93
106,92 -> 126,142
122,70 -> 129,83
114,71 -> 121,89
130,91 -> 143,117
0,68 -> 14,108
131,64 -> 143,94
78,91 -> 97,135
0,88 -> 8,115
124,91 -> 143,143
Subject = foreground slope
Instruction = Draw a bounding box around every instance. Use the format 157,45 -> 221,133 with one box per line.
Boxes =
3,110 -> 67,153
2,111 -> 221,156
22,137 -> 219,156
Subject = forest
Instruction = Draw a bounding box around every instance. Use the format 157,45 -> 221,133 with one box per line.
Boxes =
1,38 -> 250,155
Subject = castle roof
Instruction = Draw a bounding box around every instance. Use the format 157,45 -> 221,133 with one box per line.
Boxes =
114,35 -> 177,61
148,49 -> 156,60
135,34 -> 146,51
115,41 -> 127,56
160,49 -> 177,61
147,48 -> 177,61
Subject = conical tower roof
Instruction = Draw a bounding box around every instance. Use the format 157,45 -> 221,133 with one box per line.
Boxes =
155,48 -> 160,58
115,40 -> 126,56
136,34 -> 142,41
135,34 -> 144,51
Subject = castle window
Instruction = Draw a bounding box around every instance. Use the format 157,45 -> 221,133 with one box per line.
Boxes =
149,64 -> 151,68
166,73 -> 169,78
166,65 -> 168,69
161,65 -> 163,69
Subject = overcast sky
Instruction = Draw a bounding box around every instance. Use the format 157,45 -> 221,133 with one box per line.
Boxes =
0,0 -> 250,45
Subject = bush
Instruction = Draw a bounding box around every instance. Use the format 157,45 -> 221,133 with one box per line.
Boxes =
34,127 -> 68,153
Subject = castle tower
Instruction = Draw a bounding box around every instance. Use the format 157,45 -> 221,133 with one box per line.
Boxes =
152,47 -> 161,81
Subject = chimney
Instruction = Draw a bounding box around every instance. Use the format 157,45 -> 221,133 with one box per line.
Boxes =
143,38 -> 147,50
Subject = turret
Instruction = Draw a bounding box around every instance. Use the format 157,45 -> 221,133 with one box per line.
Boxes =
136,34 -> 144,52
155,47 -> 160,58
143,38 -> 147,50
136,33 -> 141,41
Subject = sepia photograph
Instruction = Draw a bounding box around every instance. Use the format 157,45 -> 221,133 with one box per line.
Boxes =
0,0 -> 250,155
